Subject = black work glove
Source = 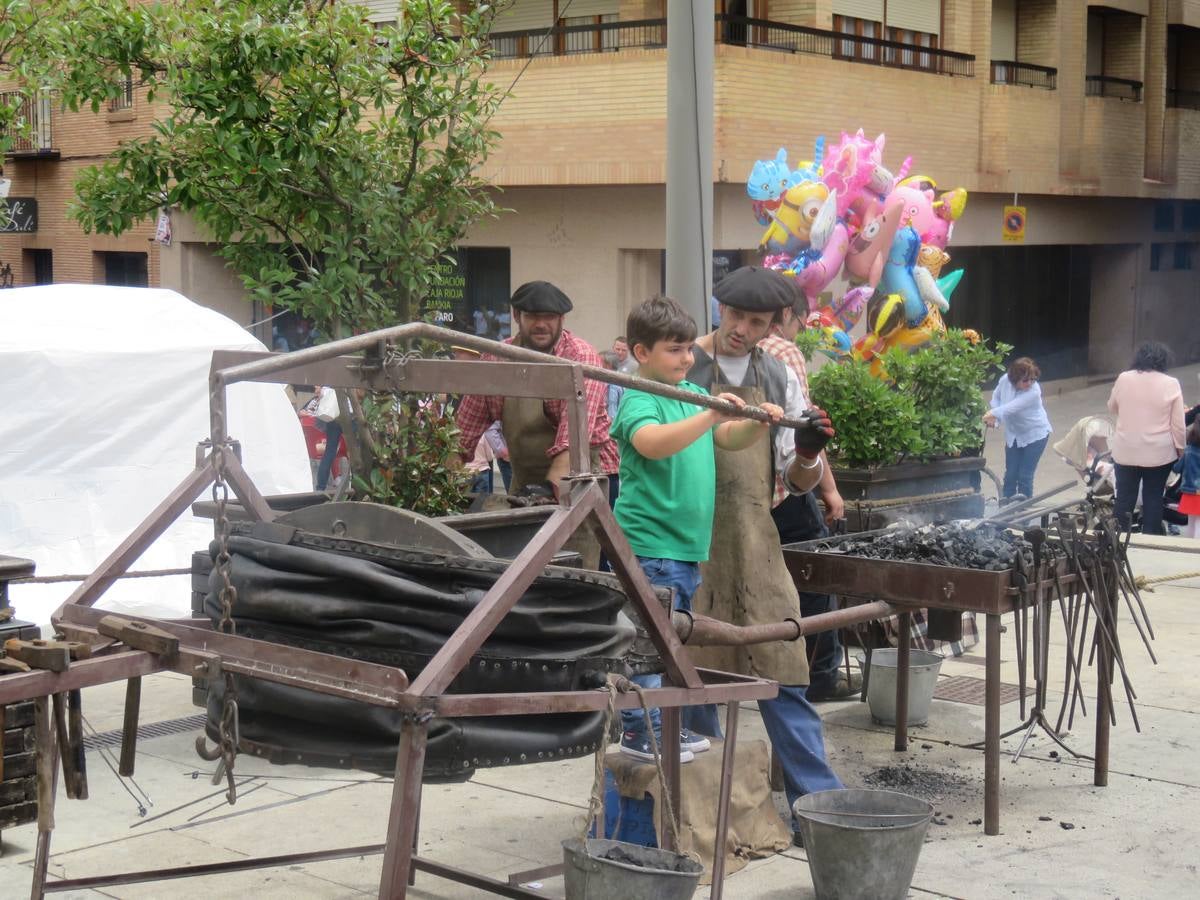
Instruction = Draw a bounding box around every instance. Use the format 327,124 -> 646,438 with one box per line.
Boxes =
506,481 -> 557,508
794,407 -> 835,459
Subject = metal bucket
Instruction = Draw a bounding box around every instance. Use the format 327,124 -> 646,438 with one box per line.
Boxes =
864,648 -> 944,726
562,837 -> 702,900
794,789 -> 934,900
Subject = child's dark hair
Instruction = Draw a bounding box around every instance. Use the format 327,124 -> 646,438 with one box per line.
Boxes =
1189,419 -> 1200,448
626,295 -> 698,353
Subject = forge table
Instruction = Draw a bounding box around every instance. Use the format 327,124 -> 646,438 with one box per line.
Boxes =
782,536 -> 1111,835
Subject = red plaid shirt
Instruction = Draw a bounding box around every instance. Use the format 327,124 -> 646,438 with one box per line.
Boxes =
455,329 -> 619,474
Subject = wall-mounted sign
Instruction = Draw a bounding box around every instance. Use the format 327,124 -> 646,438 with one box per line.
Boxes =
1002,205 -> 1026,243
0,198 -> 37,233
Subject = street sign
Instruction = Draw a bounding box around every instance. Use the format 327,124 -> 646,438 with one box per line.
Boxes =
0,198 -> 37,233
1002,205 -> 1026,243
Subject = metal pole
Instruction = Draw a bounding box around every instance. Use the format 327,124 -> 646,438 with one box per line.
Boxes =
666,0 -> 713,329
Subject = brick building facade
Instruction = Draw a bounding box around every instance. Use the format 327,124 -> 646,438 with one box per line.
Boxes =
3,0 -> 1199,377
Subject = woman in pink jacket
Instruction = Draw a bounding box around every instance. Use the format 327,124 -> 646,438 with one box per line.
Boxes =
1107,342 -> 1186,535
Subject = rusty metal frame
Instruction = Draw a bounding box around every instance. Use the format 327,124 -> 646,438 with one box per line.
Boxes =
3,323 -> 798,899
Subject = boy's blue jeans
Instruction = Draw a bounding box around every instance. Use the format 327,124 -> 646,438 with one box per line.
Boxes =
621,557 -> 717,737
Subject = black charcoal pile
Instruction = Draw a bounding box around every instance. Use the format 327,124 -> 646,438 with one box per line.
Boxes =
814,521 -> 1033,571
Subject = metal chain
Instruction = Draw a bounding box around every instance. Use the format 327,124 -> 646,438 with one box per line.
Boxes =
209,395 -> 238,636
218,671 -> 240,805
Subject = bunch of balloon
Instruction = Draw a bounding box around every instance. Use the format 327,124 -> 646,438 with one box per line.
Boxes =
746,130 -> 970,373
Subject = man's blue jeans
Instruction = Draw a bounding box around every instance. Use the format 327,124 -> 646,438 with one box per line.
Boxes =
621,557 -> 712,737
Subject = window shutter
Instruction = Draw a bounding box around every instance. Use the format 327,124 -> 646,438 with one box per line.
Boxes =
360,1 -> 400,24
831,0 -> 885,23
493,0 -> 556,32
565,0 -> 620,16
886,0 -> 942,36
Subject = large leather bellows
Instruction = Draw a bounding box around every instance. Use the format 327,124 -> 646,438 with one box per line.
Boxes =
204,522 -> 635,780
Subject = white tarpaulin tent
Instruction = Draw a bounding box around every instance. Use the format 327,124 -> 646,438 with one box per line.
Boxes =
1,285 -> 313,627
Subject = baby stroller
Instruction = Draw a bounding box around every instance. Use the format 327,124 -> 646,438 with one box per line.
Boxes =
1052,414 -> 1185,532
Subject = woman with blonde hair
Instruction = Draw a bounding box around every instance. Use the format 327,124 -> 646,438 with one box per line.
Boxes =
983,356 -> 1052,500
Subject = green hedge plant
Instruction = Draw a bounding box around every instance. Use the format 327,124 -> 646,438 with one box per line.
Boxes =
807,329 -> 1009,469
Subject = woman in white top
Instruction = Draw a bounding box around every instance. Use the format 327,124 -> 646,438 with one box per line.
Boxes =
984,357 -> 1053,500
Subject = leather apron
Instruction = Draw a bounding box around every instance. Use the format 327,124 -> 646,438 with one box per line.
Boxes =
500,389 -> 603,571
689,366 -> 810,685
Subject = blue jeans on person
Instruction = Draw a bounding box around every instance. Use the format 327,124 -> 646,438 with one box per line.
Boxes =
1003,435 -> 1048,499
1115,460 -> 1176,535
315,420 -> 343,491
770,492 -> 842,695
470,468 -> 494,495
758,686 -> 844,815
621,557 -> 716,738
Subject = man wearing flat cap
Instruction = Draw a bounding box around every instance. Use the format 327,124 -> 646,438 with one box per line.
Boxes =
456,282 -> 618,566
685,265 -> 843,844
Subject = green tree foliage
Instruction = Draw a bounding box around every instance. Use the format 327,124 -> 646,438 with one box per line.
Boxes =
36,0 -> 505,515
47,0 -> 502,332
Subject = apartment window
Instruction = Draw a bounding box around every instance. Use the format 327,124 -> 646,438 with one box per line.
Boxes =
100,251 -> 148,287
1086,7 -> 1144,100
1175,243 -> 1195,271
833,15 -> 883,63
1182,201 -> 1200,232
1150,243 -> 1171,272
1154,201 -> 1176,233
108,75 -> 134,113
833,0 -> 941,71
23,248 -> 52,285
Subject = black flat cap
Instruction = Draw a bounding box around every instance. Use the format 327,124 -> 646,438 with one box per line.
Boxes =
510,281 -> 573,313
712,266 -> 796,313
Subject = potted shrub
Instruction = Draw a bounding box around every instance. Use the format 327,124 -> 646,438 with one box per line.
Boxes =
806,329 -> 1010,529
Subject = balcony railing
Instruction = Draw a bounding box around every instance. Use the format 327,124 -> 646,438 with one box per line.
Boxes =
490,14 -> 974,77
990,60 -> 1057,90
490,17 -> 663,58
0,91 -> 54,156
1086,74 -> 1142,101
1168,87 -> 1200,111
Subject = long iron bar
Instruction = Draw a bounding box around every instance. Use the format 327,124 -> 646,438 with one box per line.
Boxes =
212,322 -> 815,430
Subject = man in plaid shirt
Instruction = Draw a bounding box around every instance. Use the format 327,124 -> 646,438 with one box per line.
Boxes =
758,293 -> 861,702
455,281 -> 619,503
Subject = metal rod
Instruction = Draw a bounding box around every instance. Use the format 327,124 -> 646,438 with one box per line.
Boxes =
213,322 -> 813,429
677,601 -> 896,646
661,705 -> 681,853
118,677 -> 141,777
377,718 -> 429,900
42,844 -> 388,891
985,613 -> 1001,836
894,612 -> 910,752
709,701 -> 740,900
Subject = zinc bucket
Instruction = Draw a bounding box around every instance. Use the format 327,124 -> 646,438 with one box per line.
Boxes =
794,789 -> 934,900
865,648 -> 944,726
562,837 -> 702,900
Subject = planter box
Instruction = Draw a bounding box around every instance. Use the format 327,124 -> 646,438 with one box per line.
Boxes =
832,456 -> 986,532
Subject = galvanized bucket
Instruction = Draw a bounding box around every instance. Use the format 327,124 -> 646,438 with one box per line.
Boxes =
562,837 -> 702,900
864,648 -> 944,726
794,789 -> 933,900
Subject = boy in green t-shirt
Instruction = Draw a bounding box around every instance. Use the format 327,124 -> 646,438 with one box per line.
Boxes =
611,295 -> 782,762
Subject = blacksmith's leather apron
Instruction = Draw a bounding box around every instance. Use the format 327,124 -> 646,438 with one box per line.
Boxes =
500,354 -> 603,570
690,361 -> 810,685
